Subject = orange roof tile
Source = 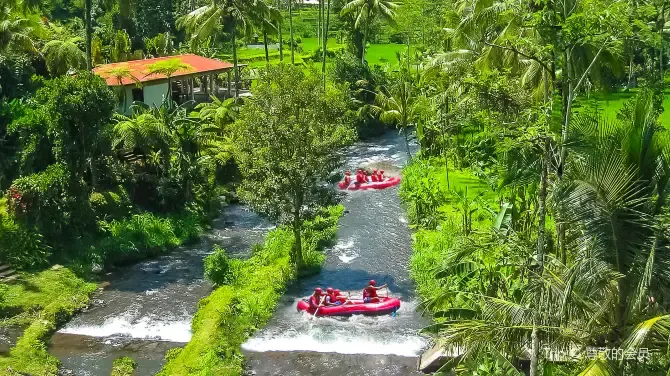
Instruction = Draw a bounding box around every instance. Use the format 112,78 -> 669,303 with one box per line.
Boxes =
93,54 -> 234,86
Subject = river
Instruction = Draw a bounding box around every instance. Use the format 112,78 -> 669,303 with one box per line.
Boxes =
242,132 -> 429,375
49,131 -> 428,375
49,205 -> 273,375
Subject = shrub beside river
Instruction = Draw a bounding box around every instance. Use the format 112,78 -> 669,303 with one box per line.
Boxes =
158,205 -> 344,375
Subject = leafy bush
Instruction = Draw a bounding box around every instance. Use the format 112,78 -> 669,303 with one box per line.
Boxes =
89,186 -> 131,221
203,246 -> 242,286
0,216 -> 50,269
399,158 -> 449,228
96,211 -> 202,265
300,205 -> 344,275
7,164 -> 93,240
111,356 -> 137,376
331,51 -> 390,138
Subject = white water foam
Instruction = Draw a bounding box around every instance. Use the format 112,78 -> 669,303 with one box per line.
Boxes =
338,253 -> 358,263
59,315 -> 192,343
243,298 -> 428,356
242,332 -> 427,356
332,239 -> 359,264
366,146 -> 392,152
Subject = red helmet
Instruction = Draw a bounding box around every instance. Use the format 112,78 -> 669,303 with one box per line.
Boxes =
326,287 -> 334,293
373,169 -> 378,172
334,289 -> 341,295
369,280 -> 376,286
345,170 -> 351,175
357,169 -> 362,173
314,288 -> 323,295
380,170 -> 384,173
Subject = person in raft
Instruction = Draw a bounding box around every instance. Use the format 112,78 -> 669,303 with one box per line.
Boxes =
343,170 -> 352,187
333,289 -> 348,304
309,288 -> 325,309
355,169 -> 366,186
363,280 -> 388,303
324,287 -> 342,306
371,169 -> 379,182
378,170 -> 385,181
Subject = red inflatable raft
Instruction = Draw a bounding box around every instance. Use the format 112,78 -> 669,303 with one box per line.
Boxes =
338,177 -> 401,191
297,297 -> 401,317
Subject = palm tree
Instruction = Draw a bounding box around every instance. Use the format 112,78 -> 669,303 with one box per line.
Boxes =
264,7 -> 282,66
276,0 -> 283,62
115,103 -> 222,205
145,58 -> 193,108
100,65 -> 141,112
425,93 -> 670,375
321,0 -> 331,78
366,75 -> 424,160
114,108 -> 174,175
0,11 -> 41,53
194,96 -> 241,135
42,37 -> 87,76
288,0 -> 295,64
85,0 -> 92,69
178,0 -> 271,97
340,0 -> 398,64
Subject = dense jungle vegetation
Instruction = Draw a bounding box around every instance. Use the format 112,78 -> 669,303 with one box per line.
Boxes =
3,0 -> 670,373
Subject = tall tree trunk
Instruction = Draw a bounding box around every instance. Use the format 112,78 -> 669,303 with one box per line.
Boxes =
289,0 -> 295,65
361,11 -> 370,64
85,0 -> 92,70
264,30 -> 270,67
530,138 -> 549,376
277,0 -> 284,62
443,95 -> 450,189
317,0 -> 322,46
89,157 -> 98,190
404,127 -> 412,160
321,0 -> 331,80
628,54 -> 634,89
292,197 -> 304,266
530,70 -> 552,376
660,4 -> 666,79
406,33 -> 411,71
167,76 -> 172,108
232,19 -> 239,98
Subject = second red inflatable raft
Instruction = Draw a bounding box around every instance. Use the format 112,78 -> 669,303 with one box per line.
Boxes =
297,297 -> 401,317
338,176 -> 401,191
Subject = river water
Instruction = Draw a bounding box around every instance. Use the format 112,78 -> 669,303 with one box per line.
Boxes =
49,132 -> 428,375
242,132 -> 429,375
49,205 -> 273,375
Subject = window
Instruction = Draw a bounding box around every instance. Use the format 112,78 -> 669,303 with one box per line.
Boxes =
131,88 -> 144,102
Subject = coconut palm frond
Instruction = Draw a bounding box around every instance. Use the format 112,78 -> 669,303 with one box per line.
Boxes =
577,357 -> 616,376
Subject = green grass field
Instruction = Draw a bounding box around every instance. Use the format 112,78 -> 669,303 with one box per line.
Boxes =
575,89 -> 670,126
234,38 -> 406,72
366,43 -> 406,67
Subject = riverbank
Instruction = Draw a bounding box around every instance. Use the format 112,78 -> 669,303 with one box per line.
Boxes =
0,207 -> 211,375
0,267 -> 97,374
157,205 -> 343,375
399,157 -> 496,312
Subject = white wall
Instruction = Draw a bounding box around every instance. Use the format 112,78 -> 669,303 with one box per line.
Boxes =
120,86 -> 134,115
117,82 -> 169,114
143,82 -> 169,108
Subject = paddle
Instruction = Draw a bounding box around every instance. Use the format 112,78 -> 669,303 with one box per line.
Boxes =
309,296 -> 326,320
